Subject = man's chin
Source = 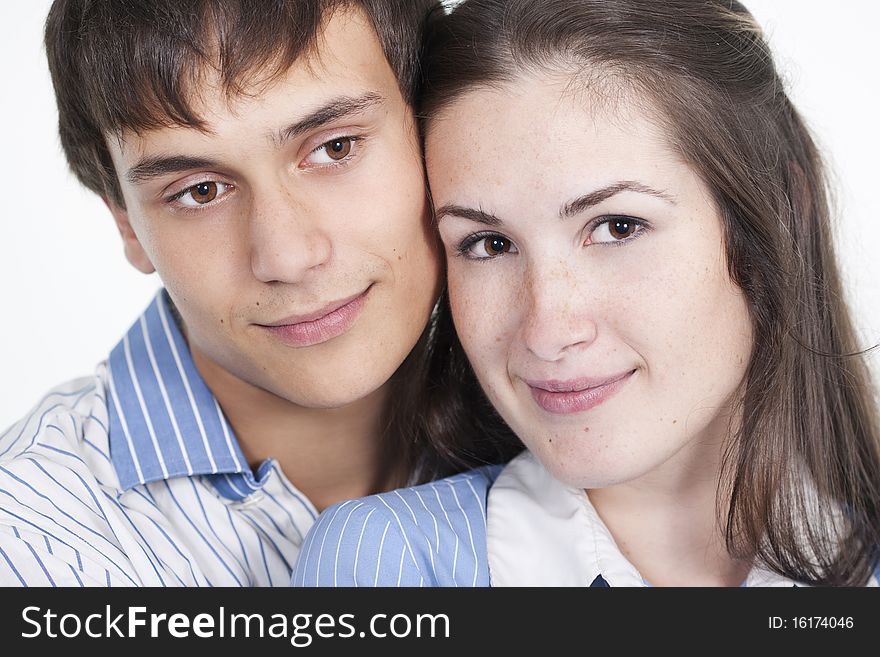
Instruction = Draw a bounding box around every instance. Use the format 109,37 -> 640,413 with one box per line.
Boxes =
271,373 -> 391,411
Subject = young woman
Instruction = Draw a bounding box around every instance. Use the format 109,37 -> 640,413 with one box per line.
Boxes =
293,0 -> 880,587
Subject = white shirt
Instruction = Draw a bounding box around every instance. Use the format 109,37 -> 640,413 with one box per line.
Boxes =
0,290 -> 317,586
487,451 -> 877,587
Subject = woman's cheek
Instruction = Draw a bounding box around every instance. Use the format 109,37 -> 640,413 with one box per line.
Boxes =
448,274 -> 485,348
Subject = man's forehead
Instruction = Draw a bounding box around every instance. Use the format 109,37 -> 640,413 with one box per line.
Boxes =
111,90 -> 388,181
110,5 -> 395,150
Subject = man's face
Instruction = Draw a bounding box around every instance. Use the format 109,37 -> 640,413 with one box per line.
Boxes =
106,8 -> 441,408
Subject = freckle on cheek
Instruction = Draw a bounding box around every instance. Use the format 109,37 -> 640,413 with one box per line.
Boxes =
583,426 -> 590,433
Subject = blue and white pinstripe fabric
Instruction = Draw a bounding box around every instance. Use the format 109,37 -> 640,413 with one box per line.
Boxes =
293,451 -> 880,587
293,466 -> 501,587
0,290 -> 317,586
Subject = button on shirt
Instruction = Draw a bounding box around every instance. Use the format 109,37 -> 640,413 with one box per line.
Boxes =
0,290 -> 317,586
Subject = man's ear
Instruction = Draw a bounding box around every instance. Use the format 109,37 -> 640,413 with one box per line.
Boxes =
104,198 -> 156,274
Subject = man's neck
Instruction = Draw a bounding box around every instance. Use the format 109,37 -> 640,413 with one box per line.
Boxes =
191,348 -> 395,513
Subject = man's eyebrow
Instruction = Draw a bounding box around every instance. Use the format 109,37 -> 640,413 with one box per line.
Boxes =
561,181 -> 675,218
433,205 -> 501,226
126,156 -> 221,185
277,92 -> 385,144
124,93 -> 386,185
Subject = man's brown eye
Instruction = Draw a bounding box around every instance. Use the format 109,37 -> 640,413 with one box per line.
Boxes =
608,219 -> 636,239
483,236 -> 512,256
190,182 -> 218,204
324,138 -> 353,161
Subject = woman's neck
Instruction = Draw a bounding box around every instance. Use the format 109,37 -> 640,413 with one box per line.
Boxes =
587,419 -> 750,586
588,483 -> 750,586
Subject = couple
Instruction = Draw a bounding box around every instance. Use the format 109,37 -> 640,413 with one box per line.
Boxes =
3,0 -> 878,587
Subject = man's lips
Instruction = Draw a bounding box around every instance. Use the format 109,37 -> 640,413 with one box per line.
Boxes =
256,286 -> 371,348
259,288 -> 370,327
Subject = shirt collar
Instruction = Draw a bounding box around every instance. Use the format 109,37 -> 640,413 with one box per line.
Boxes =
106,289 -> 267,499
486,451 -> 803,587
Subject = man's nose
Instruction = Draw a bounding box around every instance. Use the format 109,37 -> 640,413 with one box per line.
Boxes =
248,188 -> 332,284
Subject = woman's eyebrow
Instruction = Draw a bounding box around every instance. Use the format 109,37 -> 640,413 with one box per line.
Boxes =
561,181 -> 676,218
435,181 -> 675,226
433,205 -> 501,226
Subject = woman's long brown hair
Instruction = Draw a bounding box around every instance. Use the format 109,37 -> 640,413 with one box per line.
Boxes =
420,0 -> 880,585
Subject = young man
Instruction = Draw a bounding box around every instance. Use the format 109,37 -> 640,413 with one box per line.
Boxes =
0,0 -> 447,586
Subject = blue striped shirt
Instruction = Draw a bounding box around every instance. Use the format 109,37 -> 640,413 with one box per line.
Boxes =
293,452 -> 880,587
0,290 -> 317,586
293,466 -> 500,587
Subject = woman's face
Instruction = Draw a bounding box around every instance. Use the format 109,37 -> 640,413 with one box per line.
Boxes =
426,77 -> 754,489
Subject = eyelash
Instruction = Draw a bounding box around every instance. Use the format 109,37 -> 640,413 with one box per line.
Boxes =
165,180 -> 234,212
587,215 -> 649,247
456,231 -> 514,260
301,135 -> 364,170
160,134 -> 365,212
455,215 -> 649,261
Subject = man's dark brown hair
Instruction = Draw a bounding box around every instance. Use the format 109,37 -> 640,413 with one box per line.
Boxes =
45,0 -> 439,208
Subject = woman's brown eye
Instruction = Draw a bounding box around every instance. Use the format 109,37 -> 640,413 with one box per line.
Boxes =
483,236 -> 512,256
324,138 -> 353,161
608,219 -> 636,239
190,182 -> 218,204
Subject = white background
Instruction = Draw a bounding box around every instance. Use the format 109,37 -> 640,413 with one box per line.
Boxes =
1,1 -> 878,425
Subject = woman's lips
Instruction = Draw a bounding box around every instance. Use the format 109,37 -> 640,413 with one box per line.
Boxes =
526,370 -> 635,415
258,287 -> 370,348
